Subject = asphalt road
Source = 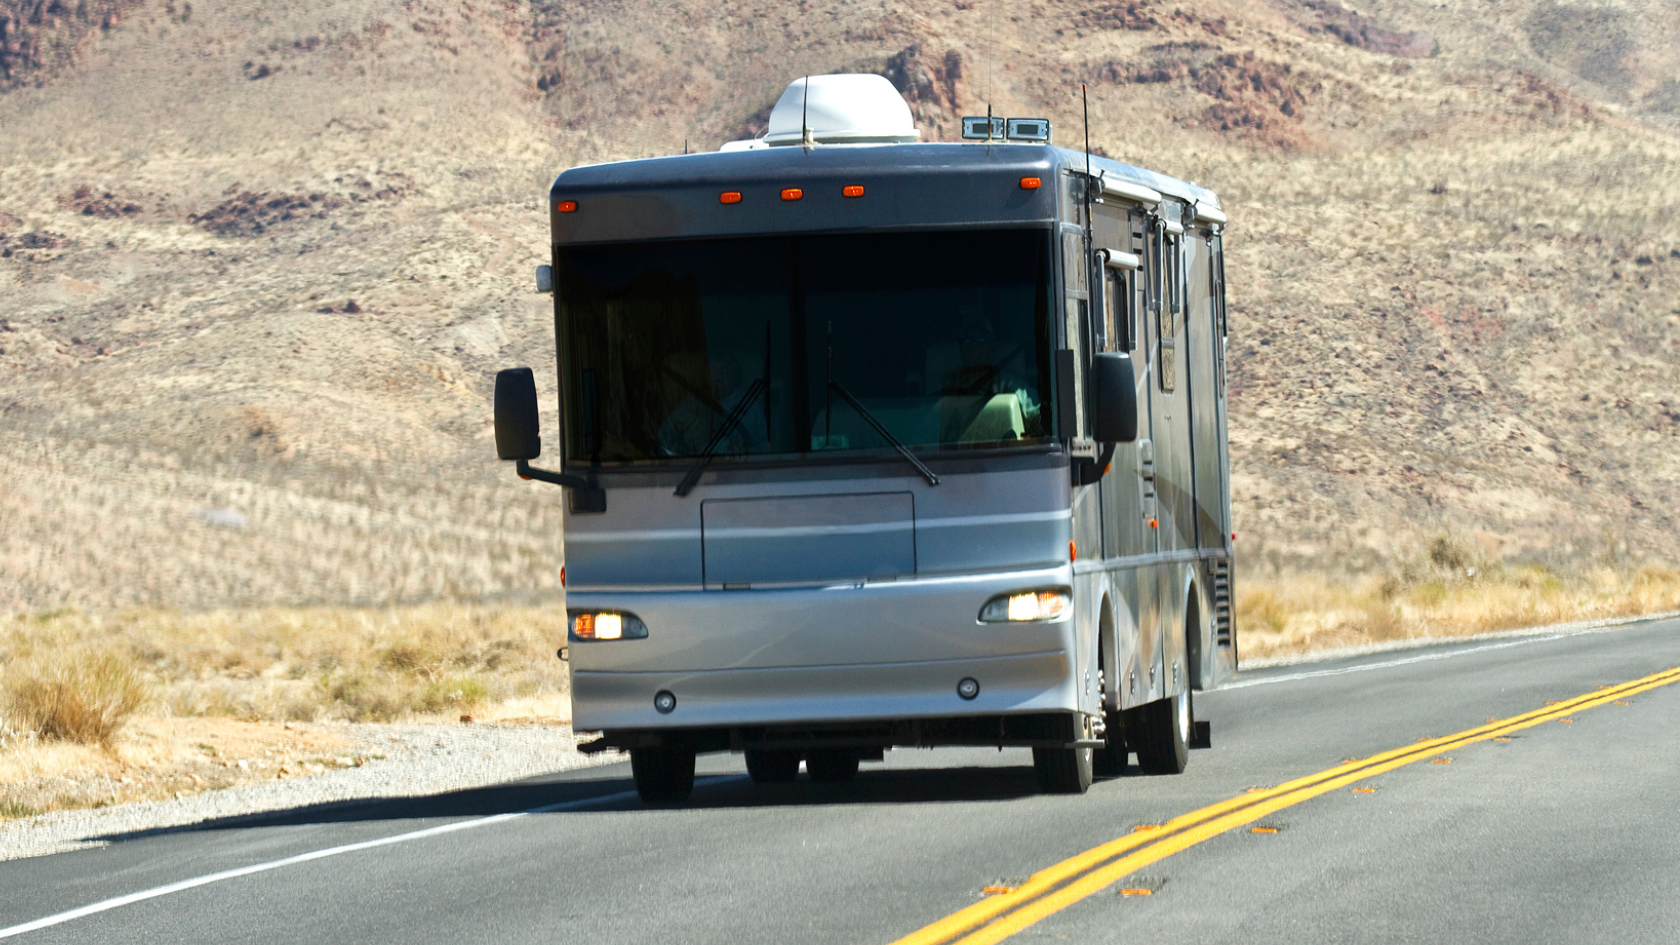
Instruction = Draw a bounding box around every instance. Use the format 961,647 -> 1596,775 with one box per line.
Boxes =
5,617 -> 1678,944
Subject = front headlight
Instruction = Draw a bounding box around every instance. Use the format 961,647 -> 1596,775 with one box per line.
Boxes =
569,611 -> 649,641
978,588 -> 1071,623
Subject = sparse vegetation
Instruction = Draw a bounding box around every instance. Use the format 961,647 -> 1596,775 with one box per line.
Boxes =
1,603 -> 570,822
0,603 -> 569,727
1236,539 -> 1680,661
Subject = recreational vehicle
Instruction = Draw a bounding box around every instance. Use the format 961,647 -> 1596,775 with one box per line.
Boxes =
494,75 -> 1235,802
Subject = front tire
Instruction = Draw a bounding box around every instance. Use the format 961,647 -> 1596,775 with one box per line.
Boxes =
745,749 -> 801,783
631,745 -> 696,802
1033,745 -> 1094,794
1132,689 -> 1191,775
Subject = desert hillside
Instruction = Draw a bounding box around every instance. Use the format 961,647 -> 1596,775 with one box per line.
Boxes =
2,0 -> 1678,609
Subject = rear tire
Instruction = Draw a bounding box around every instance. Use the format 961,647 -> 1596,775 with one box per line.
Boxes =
1132,689 -> 1191,775
630,745 -> 696,802
1092,710 -> 1129,777
805,748 -> 860,783
745,749 -> 801,783
1033,745 -> 1094,794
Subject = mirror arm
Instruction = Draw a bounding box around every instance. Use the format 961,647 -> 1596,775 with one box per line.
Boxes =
515,459 -> 607,513
1072,443 -> 1115,486
514,459 -> 592,490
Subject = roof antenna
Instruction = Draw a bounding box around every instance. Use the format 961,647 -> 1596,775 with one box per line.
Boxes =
801,75 -> 815,150
987,0 -> 995,142
1082,83 -> 1092,183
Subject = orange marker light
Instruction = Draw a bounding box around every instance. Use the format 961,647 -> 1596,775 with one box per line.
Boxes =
781,188 -> 803,201
1149,518 -> 1159,529
1020,176 -> 1042,189
842,184 -> 865,197
1069,540 -> 1077,562
720,191 -> 743,204
556,200 -> 578,213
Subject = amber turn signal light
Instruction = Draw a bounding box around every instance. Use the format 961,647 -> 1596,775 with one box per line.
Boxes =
781,188 -> 803,201
1020,176 -> 1042,189
842,184 -> 865,197
556,200 -> 578,213
719,191 -> 743,204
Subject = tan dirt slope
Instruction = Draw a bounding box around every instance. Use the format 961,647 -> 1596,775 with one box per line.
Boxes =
1,0 -> 1677,609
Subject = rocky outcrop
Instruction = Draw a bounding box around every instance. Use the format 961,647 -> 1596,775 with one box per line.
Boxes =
0,0 -> 145,88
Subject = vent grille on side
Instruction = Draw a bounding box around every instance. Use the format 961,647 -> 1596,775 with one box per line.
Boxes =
1212,558 -> 1233,648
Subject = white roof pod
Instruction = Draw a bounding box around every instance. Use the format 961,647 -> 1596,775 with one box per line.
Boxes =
1195,203 -> 1228,226
743,74 -> 921,148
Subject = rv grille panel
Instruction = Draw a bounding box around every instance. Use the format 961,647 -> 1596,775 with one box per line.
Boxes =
1212,558 -> 1233,648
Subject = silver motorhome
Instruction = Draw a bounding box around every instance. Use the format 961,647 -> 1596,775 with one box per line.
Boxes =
494,76 -> 1235,802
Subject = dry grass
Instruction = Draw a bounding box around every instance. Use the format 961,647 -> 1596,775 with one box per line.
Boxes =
2,649 -> 150,746
1237,540 -> 1680,661
0,602 -> 570,822
0,716 -> 362,823
0,602 -> 570,727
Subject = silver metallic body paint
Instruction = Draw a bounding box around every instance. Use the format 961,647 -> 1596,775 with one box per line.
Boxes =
565,465 -> 1082,731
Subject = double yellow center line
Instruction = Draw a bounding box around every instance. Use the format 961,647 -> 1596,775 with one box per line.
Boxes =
889,664 -> 1680,945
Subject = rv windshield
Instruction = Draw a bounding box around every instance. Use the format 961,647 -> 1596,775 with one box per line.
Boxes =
556,228 -> 1054,466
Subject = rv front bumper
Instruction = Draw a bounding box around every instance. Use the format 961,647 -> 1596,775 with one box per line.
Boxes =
565,566 -> 1080,731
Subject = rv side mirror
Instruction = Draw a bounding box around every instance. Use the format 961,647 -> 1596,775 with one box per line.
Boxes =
1091,352 -> 1138,444
494,367 -> 543,461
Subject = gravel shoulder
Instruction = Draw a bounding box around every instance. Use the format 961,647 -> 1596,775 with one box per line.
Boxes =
0,722 -> 618,862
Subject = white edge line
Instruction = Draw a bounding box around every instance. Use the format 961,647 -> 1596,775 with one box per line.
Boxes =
0,777 -> 741,939
1216,628 -> 1579,689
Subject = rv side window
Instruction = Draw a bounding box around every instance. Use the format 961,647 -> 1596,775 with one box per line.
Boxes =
1159,233 -> 1179,392
1103,268 -> 1133,353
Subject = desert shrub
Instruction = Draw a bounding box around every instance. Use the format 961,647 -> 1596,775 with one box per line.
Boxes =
1358,599 -> 1404,639
1235,584 -> 1292,634
319,672 -> 408,722
1,799 -> 43,821
2,650 -> 150,746
419,677 -> 491,714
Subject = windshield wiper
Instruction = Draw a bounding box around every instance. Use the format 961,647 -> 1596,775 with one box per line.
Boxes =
827,381 -> 939,486
673,379 -> 766,497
